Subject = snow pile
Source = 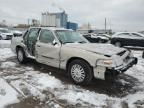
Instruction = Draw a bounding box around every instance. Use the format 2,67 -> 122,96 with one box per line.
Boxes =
124,91 -> 144,108
0,48 -> 15,61
56,89 -> 113,107
0,47 -> 144,107
23,71 -> 116,107
0,78 -> 19,108
0,40 -> 11,48
1,61 -> 16,68
36,73 -> 65,90
122,51 -> 144,108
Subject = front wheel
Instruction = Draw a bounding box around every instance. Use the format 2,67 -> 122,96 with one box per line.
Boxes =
68,60 -> 93,85
115,42 -> 122,47
17,48 -> 28,63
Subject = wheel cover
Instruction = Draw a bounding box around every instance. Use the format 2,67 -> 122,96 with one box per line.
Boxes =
71,64 -> 85,83
115,42 -> 121,47
18,50 -> 23,62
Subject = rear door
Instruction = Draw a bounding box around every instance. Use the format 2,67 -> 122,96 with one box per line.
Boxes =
116,33 -> 132,46
131,33 -> 144,47
36,29 -> 60,68
23,28 -> 40,56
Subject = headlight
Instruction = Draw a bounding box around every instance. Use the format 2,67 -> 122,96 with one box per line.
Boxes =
96,59 -> 113,67
129,51 -> 133,57
103,60 -> 113,65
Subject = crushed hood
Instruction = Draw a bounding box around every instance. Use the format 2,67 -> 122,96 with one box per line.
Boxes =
65,43 -> 126,56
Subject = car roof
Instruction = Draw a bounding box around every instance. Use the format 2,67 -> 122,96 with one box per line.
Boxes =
112,32 -> 144,37
114,32 -> 143,34
29,27 -> 73,31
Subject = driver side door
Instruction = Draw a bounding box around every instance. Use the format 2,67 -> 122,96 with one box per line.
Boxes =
36,29 -> 60,68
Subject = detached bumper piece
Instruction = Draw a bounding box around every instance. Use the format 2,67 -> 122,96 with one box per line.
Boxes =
116,57 -> 137,73
105,57 -> 137,80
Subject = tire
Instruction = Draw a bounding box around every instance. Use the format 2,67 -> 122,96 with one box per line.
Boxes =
0,36 -> 2,40
98,39 -> 102,43
115,42 -> 122,47
16,48 -> 27,63
68,59 -> 93,85
142,51 -> 144,58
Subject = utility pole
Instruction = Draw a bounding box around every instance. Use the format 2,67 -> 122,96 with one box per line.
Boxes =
28,19 -> 30,26
105,18 -> 107,33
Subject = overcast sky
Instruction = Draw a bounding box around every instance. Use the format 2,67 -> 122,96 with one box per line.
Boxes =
0,0 -> 144,31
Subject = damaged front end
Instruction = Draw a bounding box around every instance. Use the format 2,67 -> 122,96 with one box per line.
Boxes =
94,50 -> 138,80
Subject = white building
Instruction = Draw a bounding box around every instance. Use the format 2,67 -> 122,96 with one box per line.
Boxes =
41,11 -> 67,28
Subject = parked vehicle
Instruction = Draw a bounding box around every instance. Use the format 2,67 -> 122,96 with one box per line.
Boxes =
11,27 -> 137,85
11,30 -> 23,37
96,34 -> 111,43
142,51 -> 144,58
83,33 -> 110,43
0,28 -> 13,40
111,32 -> 144,47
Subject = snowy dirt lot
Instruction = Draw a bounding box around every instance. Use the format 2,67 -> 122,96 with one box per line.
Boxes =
0,40 -> 144,108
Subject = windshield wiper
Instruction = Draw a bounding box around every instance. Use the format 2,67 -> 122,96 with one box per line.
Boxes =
63,42 -> 74,44
78,41 -> 86,43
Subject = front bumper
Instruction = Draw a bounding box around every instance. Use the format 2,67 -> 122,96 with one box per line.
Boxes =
94,57 -> 137,80
6,35 -> 13,40
114,57 -> 137,73
105,57 -> 137,80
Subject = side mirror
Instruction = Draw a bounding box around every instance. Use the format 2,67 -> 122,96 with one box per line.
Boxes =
52,39 -> 58,46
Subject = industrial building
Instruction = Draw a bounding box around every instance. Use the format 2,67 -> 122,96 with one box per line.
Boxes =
67,22 -> 78,31
41,11 -> 68,28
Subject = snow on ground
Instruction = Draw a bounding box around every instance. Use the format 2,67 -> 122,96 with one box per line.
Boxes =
1,62 -> 17,68
0,48 -> 15,62
0,78 -> 19,108
0,41 -> 144,108
0,40 -> 11,48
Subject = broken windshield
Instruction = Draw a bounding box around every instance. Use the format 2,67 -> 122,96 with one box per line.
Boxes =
55,30 -> 88,44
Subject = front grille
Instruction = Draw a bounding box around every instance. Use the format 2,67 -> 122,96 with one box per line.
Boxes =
6,35 -> 12,39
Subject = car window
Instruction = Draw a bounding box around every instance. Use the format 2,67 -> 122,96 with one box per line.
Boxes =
131,33 -> 143,38
39,30 -> 55,43
28,28 -> 40,38
0,29 -> 10,33
116,33 -> 131,38
56,30 -> 87,44
118,33 -> 130,36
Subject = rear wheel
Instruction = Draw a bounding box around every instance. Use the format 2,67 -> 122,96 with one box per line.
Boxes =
0,36 -> 2,40
17,48 -> 27,63
115,42 -> 122,47
142,51 -> 144,58
68,59 -> 93,85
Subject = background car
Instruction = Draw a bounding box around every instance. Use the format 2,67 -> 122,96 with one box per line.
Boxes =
0,28 -> 13,40
96,34 -> 111,43
111,32 -> 144,47
11,30 -> 23,37
83,33 -> 110,43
